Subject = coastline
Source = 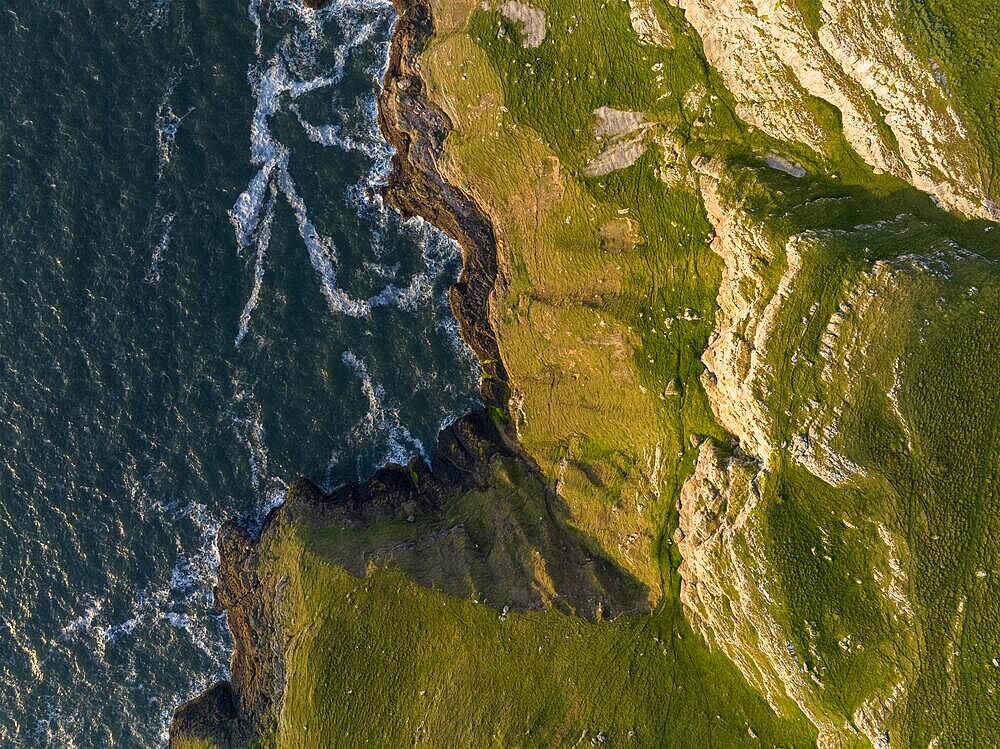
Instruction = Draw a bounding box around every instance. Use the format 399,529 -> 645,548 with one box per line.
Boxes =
376,0 -> 510,409
64,0 -> 1000,743
168,1 -> 519,743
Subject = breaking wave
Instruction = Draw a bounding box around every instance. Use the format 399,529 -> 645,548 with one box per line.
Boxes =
235,191 -> 276,346
145,74 -> 190,285
231,0 -> 406,334
342,350 -> 426,469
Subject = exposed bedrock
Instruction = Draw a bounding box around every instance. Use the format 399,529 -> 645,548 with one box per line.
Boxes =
671,0 -> 998,221
679,158 -> 999,746
377,0 -> 510,407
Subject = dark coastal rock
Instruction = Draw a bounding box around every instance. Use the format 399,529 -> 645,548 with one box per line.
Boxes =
169,683 -> 239,748
376,0 -> 510,407
169,522 -> 279,748
278,410 -> 650,618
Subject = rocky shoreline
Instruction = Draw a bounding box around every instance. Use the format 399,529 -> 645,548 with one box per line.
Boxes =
168,410 -> 539,747
376,0 -> 510,408
168,1 -> 522,744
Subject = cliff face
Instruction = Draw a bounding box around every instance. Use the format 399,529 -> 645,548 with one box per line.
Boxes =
169,524 -> 273,748
170,3 -> 505,742
376,0 -> 509,406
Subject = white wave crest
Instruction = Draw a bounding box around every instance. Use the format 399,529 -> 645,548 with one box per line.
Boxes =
145,211 -> 175,285
61,596 -> 103,639
231,0 -> 420,333
146,75 -> 189,285
275,159 -> 373,317
235,191 -> 276,346
231,153 -> 281,251
342,350 -> 425,467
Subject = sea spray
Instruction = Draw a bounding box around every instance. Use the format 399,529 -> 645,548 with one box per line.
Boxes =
342,350 -> 426,471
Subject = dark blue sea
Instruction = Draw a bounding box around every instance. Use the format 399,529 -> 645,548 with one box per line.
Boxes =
0,0 -> 479,744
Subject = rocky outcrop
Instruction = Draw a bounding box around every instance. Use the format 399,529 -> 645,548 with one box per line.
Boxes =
377,0 -> 509,406
169,684 -> 240,748
499,1 -> 546,48
677,437 -> 920,748
671,0 -> 997,220
695,160 -> 860,484
694,159 -> 781,466
628,0 -> 673,46
691,162 -> 973,487
678,152 -> 1000,746
585,107 -> 655,177
169,520 -> 280,748
675,440 -> 861,747
276,411 -> 650,618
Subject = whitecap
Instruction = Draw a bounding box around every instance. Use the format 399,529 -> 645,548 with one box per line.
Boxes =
161,611 -> 189,629
231,387 -> 269,492
145,74 -> 189,284
342,350 -> 425,467
61,596 -> 103,639
169,555 -> 197,594
235,191 -> 276,346
274,159 -> 373,317
229,0 -> 406,326
248,0 -> 263,58
230,154 -> 281,251
145,211 -> 175,285
140,0 -> 174,32
104,617 -> 139,641
229,380 -> 289,518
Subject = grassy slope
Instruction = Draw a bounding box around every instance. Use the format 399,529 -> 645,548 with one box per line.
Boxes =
262,514 -> 817,748
714,162 -> 1000,743
421,0 -> 980,598
425,0 -> 780,596
179,0 -> 999,746
172,740 -> 219,749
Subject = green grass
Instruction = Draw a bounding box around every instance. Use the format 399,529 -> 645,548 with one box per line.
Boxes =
262,519 -> 817,748
791,0 -> 826,35
423,1 -> 709,593
171,738 -> 223,749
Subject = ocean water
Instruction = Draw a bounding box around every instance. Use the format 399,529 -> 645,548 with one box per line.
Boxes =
0,0 -> 480,745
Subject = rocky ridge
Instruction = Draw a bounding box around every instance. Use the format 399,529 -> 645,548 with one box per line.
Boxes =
671,0 -> 998,220
677,150 -> 997,746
